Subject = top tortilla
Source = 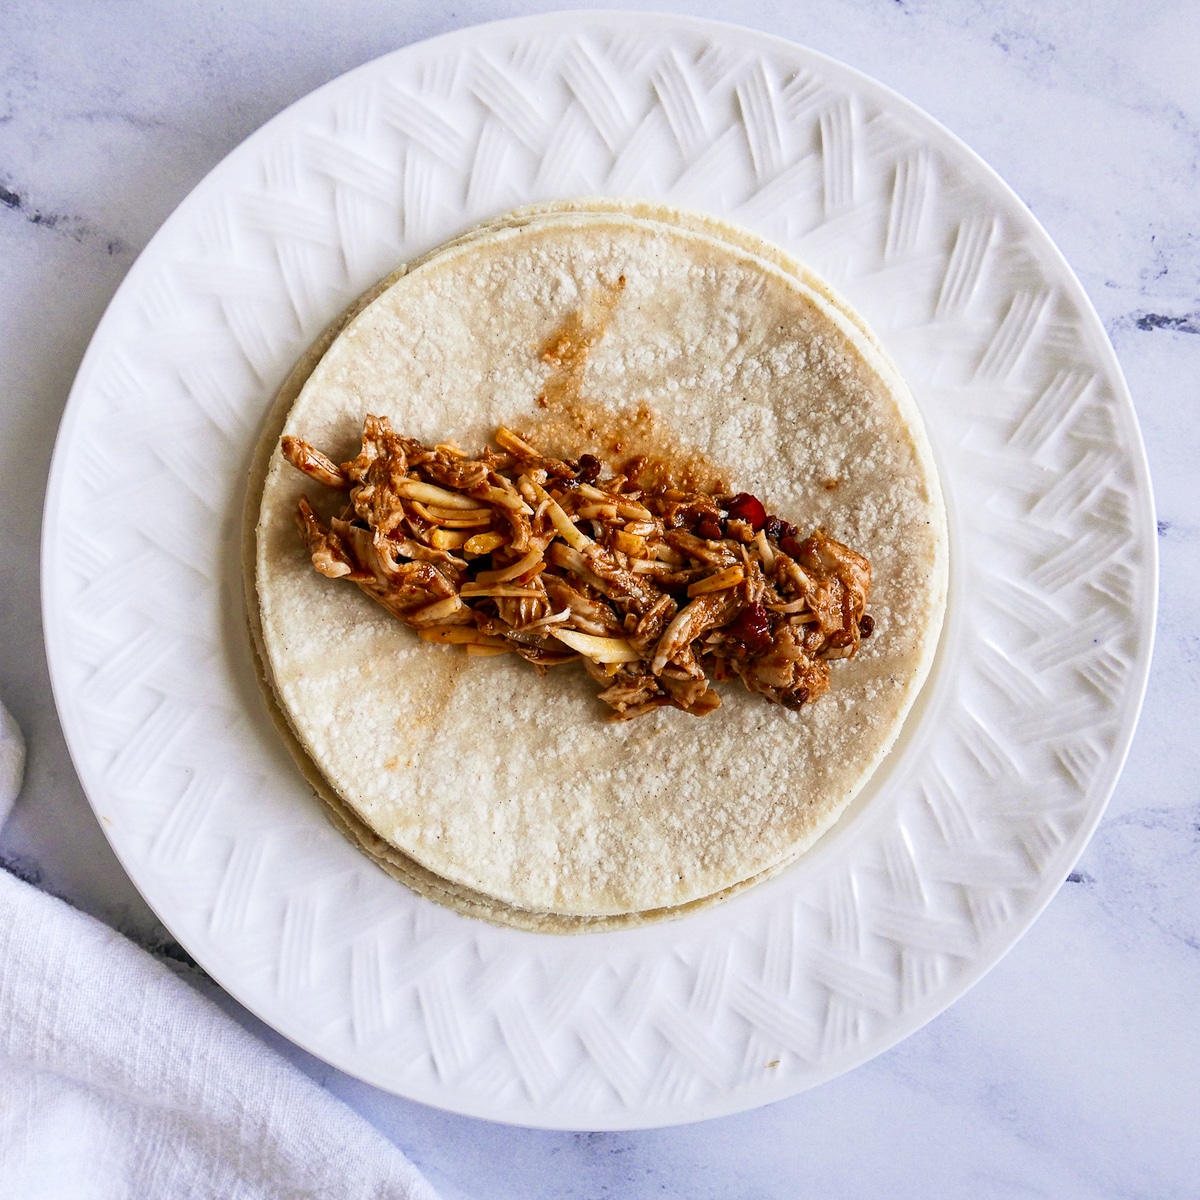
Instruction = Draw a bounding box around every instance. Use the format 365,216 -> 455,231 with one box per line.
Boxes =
254,209 -> 947,918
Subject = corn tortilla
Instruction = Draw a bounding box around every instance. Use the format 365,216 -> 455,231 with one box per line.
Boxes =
248,206 -> 948,924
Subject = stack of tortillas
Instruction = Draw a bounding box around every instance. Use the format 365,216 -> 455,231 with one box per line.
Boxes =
244,200 -> 948,932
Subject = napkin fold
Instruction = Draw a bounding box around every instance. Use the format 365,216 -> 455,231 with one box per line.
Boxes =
0,701 -> 440,1200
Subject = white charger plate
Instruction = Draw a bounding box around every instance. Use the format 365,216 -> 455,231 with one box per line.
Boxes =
42,13 -> 1156,1129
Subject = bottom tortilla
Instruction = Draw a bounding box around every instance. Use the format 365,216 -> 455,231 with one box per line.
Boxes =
244,201 -> 947,929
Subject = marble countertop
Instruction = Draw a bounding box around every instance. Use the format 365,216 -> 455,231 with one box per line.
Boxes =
2,2 -> 1197,1197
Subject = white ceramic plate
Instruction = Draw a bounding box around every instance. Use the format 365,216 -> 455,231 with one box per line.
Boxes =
43,13 -> 1156,1129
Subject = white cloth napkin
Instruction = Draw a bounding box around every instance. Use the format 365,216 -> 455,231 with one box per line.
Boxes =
0,700 -> 440,1200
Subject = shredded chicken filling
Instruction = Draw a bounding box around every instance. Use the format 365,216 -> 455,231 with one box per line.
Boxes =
281,417 -> 874,720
